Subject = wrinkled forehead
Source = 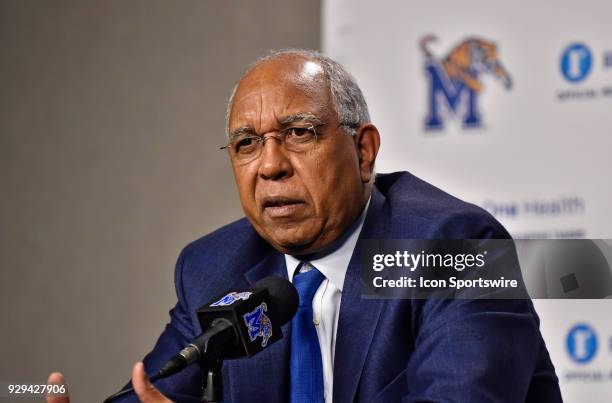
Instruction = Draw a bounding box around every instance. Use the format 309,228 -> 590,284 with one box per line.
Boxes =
229,57 -> 333,132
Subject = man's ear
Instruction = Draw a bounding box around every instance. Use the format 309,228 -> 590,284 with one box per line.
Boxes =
354,124 -> 381,184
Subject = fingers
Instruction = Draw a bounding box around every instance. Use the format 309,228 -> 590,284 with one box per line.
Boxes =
46,372 -> 69,403
132,362 -> 172,403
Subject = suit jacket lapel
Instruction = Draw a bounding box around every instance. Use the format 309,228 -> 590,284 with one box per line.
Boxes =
333,188 -> 390,403
226,251 -> 292,402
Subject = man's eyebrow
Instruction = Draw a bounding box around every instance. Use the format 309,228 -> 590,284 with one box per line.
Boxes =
230,126 -> 256,139
279,112 -> 324,126
229,113 -> 323,138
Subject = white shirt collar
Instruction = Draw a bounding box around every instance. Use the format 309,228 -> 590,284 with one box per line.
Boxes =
285,197 -> 370,292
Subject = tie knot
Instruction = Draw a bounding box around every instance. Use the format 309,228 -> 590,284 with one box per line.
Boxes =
293,263 -> 325,307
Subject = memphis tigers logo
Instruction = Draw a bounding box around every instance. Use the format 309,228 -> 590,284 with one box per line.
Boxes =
243,302 -> 273,347
210,291 -> 252,307
420,35 -> 512,130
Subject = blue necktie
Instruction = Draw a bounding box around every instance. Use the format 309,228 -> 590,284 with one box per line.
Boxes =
290,263 -> 325,403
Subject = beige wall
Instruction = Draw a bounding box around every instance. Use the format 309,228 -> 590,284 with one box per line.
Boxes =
0,1 -> 319,400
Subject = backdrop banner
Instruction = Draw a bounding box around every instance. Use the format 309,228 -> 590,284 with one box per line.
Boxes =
323,1 -> 612,401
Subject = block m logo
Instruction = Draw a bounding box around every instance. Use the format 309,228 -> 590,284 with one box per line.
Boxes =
421,35 -> 512,131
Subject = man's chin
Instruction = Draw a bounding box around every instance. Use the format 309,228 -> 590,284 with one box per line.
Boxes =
263,229 -> 323,256
270,237 -> 315,255
253,218 -> 333,255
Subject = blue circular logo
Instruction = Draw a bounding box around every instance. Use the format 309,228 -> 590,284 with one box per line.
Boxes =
560,43 -> 593,83
566,324 -> 598,364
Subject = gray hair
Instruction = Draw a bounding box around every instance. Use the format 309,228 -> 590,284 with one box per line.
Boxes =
225,49 -> 371,136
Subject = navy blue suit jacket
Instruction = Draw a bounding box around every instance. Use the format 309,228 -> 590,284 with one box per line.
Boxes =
118,171 -> 562,402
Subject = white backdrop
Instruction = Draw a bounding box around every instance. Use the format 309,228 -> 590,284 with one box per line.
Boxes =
323,1 -> 612,401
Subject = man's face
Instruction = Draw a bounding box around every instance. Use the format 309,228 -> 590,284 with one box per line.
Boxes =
227,56 -> 368,255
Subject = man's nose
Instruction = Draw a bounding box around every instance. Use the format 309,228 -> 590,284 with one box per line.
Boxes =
257,135 -> 293,181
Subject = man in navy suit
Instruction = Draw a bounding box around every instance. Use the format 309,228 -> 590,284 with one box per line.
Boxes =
47,50 -> 562,402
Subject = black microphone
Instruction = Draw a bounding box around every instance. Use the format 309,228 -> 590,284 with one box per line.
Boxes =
104,276 -> 298,403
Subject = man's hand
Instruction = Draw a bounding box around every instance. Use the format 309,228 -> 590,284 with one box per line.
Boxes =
46,372 -> 68,403
45,362 -> 172,403
130,362 -> 173,403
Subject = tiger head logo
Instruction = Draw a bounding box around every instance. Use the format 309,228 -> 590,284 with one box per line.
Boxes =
210,291 -> 253,307
420,35 -> 512,130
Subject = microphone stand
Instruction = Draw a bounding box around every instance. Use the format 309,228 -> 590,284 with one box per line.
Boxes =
199,359 -> 223,403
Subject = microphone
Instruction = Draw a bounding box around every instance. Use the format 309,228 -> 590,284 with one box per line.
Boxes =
104,276 -> 298,402
164,275 -> 299,373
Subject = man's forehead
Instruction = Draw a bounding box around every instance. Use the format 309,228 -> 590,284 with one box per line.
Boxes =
236,57 -> 328,100
245,55 -> 324,83
229,57 -> 331,130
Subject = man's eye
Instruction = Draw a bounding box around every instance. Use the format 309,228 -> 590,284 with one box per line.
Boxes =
287,127 -> 316,143
234,137 -> 259,154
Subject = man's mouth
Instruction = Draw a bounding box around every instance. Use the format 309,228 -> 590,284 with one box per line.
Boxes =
261,197 -> 305,218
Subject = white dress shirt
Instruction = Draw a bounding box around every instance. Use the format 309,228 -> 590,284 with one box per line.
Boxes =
285,200 -> 369,402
